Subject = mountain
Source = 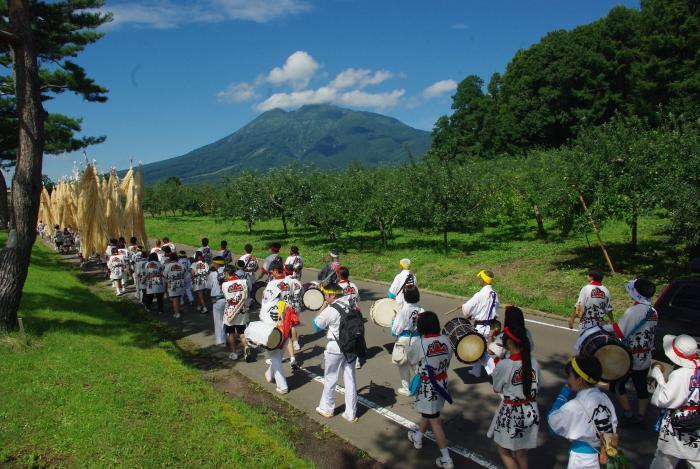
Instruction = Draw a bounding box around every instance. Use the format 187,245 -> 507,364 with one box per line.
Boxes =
138,104 -> 432,184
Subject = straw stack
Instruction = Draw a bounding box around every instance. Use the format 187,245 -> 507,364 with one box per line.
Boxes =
77,163 -> 108,258
121,165 -> 148,248
104,168 -> 123,239
38,185 -> 54,228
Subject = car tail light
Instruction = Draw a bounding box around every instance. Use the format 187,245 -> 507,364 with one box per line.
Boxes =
655,283 -> 672,308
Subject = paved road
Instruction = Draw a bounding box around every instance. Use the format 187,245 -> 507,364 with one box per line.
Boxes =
137,244 -> 660,468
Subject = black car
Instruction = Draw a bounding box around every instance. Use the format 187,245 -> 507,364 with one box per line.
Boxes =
652,257 -> 700,364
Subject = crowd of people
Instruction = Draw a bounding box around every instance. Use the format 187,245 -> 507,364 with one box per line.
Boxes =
44,228 -> 700,469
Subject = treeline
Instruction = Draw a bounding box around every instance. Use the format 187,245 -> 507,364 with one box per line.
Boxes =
144,114 -> 700,254
435,0 -> 699,157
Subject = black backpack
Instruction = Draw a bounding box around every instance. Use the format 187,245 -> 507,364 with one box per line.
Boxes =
330,302 -> 367,360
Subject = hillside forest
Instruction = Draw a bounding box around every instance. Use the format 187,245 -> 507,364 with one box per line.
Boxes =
143,0 -> 700,257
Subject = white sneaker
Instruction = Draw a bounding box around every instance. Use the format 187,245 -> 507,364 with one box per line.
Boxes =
407,431 -> 423,449
173,312 -> 180,319
342,414 -> 358,423
196,305 -> 202,312
293,340 -> 300,352
315,407 -> 333,418
229,352 -> 239,360
397,387 -> 411,397
435,457 -> 454,469
201,307 -> 208,314
265,358 -> 272,365
276,387 -> 288,395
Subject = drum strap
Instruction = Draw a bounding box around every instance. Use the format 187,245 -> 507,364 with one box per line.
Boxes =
623,307 -> 655,342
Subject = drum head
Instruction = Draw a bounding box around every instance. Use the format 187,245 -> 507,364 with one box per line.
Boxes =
303,288 -> 325,311
267,327 -> 283,350
370,298 -> 398,328
595,345 -> 632,382
252,281 -> 266,306
457,334 -> 486,364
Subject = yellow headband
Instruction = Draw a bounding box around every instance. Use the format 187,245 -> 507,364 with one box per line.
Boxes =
570,357 -> 598,385
477,270 -> 493,284
321,287 -> 342,296
400,260 -> 410,269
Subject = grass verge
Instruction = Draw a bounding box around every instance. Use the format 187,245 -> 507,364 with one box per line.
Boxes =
0,235 -> 313,468
146,214 -> 688,317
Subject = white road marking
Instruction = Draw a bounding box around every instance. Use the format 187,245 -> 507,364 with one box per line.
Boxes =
525,318 -> 579,332
299,366 -> 500,469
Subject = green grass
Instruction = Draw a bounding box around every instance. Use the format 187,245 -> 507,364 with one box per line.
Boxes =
0,235 -> 313,468
147,214 -> 687,317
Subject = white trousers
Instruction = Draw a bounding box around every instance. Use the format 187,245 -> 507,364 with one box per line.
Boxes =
319,350 -> 357,419
265,344 -> 288,391
184,277 -> 194,303
212,299 -> 226,345
396,336 -> 415,390
650,449 -> 700,469
567,451 -> 599,469
471,324 -> 495,376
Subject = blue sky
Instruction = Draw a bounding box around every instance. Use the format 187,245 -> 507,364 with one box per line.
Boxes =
43,0 -> 638,180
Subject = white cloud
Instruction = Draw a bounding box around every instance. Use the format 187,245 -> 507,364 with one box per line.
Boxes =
329,68 -> 393,90
267,51 -> 320,90
422,79 -> 457,98
451,23 -> 469,30
255,87 -> 405,112
216,82 -> 260,103
104,0 -> 311,29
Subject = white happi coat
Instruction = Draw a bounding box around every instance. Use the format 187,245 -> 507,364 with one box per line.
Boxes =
549,387 -> 618,463
240,253 -> 259,277
107,254 -> 126,280
163,261 -> 186,297
616,303 -> 658,370
651,366 -> 700,461
144,260 -> 165,294
407,334 -> 452,415
222,278 -> 249,327
487,355 -> 541,450
150,247 -> 165,263
392,302 -> 424,337
283,275 -> 303,312
262,277 -> 288,305
190,260 -> 209,292
389,269 -> 417,307
462,285 -> 500,337
284,254 -> 303,279
576,282 -> 613,332
339,279 -> 360,312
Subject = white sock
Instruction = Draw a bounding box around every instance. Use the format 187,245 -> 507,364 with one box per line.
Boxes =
440,448 -> 450,460
414,430 -> 423,441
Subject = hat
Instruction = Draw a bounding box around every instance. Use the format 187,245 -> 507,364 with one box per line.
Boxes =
663,334 -> 699,369
399,258 -> 411,269
329,248 -> 339,258
625,278 -> 655,305
477,270 -> 494,285
178,250 -> 186,256
212,256 -> 225,265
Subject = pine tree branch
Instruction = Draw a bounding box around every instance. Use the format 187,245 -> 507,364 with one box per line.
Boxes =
0,27 -> 21,46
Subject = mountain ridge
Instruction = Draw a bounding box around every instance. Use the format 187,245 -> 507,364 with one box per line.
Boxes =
136,104 -> 432,184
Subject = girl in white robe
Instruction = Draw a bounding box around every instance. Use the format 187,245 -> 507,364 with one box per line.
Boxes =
488,325 -> 540,468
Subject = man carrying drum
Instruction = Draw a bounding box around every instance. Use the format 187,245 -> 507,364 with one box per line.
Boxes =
338,266 -> 363,369
313,283 -> 359,423
388,258 -> 417,308
570,267 -> 613,352
391,287 -> 424,396
461,269 -> 499,377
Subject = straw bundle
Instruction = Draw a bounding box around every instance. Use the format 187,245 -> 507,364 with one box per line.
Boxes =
123,165 -> 148,248
38,185 -> 54,228
57,181 -> 78,229
104,168 -> 123,239
77,163 -> 108,258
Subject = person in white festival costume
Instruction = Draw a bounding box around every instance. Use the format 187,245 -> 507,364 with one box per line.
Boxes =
107,247 -> 126,296
163,252 -> 186,319
388,258 -> 417,308
313,283 -> 359,423
207,257 -> 227,347
548,355 -> 618,469
259,282 -> 295,394
239,243 -> 260,281
570,267 -> 614,352
648,334 -> 700,468
284,245 -> 303,280
221,266 -> 252,361
488,325 -> 540,469
391,286 -> 423,396
462,269 -> 500,377
338,265 -> 363,369
406,311 -> 455,469
177,250 -> 194,306
190,251 -> 209,314
143,252 -> 166,313
283,264 -> 303,364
